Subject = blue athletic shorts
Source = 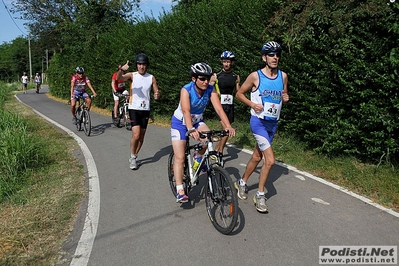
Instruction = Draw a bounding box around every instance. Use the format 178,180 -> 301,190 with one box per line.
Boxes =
72,90 -> 89,100
170,115 -> 205,141
250,115 -> 278,151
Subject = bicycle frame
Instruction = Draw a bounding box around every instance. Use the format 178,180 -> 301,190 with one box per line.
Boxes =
186,138 -> 217,186
184,129 -> 226,188
167,128 -> 238,234
113,93 -> 130,129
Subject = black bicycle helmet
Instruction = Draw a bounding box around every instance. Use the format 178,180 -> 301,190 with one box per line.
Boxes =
190,62 -> 213,77
220,51 -> 235,59
75,66 -> 84,74
135,53 -> 149,66
261,41 -> 282,55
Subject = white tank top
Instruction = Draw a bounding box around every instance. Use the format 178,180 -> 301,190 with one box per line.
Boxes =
128,72 -> 153,110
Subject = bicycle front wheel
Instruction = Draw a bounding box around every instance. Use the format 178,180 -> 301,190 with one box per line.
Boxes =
205,166 -> 238,235
75,109 -> 82,131
82,110 -> 91,136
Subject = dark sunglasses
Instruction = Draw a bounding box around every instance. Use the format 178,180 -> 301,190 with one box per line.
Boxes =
197,76 -> 211,81
266,52 -> 281,58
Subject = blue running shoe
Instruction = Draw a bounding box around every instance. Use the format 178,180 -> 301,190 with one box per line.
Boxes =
176,189 -> 189,203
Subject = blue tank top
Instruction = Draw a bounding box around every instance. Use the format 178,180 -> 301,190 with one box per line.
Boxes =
250,69 -> 284,121
173,81 -> 214,124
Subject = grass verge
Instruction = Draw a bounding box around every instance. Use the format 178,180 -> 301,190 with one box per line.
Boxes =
0,91 -> 85,265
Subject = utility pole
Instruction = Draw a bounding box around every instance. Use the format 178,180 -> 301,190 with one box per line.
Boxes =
28,34 -> 32,82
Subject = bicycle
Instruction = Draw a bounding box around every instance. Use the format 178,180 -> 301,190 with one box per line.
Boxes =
111,93 -> 130,130
75,95 -> 93,136
167,129 -> 238,235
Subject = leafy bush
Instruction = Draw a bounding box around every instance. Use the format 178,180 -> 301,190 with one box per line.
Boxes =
27,0 -> 399,164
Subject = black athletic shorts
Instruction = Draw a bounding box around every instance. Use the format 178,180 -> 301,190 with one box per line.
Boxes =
216,104 -> 234,124
129,109 -> 150,129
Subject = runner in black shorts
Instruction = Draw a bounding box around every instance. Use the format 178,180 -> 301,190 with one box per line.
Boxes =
117,54 -> 161,170
210,51 -> 240,159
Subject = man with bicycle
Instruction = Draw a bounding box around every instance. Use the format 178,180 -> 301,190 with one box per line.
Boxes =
235,41 -> 289,213
111,64 -> 130,126
170,62 -> 236,203
70,67 -> 97,125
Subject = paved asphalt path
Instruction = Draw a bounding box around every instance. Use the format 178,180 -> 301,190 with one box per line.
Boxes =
17,87 -> 398,266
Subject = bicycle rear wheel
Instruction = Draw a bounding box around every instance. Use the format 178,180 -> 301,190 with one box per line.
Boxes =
205,166 -> 238,235
82,109 -> 91,136
167,151 -> 190,197
123,110 -> 131,130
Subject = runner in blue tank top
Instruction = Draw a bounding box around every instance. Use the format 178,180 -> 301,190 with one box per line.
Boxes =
171,62 -> 236,203
235,41 -> 290,213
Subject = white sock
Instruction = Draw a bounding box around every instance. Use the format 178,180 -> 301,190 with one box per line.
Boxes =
131,154 -> 137,159
257,191 -> 265,197
176,185 -> 184,192
239,179 -> 246,186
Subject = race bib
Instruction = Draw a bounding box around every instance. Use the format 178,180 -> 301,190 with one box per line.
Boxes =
129,96 -> 150,110
220,94 -> 233,105
260,102 -> 282,120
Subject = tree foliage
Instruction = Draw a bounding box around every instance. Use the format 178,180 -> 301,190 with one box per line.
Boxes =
11,0 -> 140,50
1,0 -> 398,164
265,0 -> 399,162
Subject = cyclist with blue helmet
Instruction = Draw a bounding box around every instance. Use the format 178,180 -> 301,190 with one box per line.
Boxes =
235,41 -> 289,213
210,51 -> 240,161
171,62 -> 236,203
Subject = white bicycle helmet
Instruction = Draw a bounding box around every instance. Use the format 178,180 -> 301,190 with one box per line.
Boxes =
190,62 -> 213,77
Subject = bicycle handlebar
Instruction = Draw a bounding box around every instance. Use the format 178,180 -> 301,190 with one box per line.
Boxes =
199,130 -> 229,139
114,92 -> 129,98
185,129 -> 229,139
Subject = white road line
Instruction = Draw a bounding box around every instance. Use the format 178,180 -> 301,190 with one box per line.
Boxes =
238,147 -> 399,218
15,94 -> 99,266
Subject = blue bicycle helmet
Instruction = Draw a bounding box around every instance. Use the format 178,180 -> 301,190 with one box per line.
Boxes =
220,51 -> 235,59
261,41 -> 282,55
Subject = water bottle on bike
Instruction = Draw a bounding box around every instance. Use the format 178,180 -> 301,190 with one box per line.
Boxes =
192,151 -> 201,171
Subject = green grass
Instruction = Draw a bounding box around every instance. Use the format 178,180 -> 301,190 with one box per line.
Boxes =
0,84 -> 85,265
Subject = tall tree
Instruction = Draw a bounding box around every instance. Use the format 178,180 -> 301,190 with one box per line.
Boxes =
11,0 -> 140,51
